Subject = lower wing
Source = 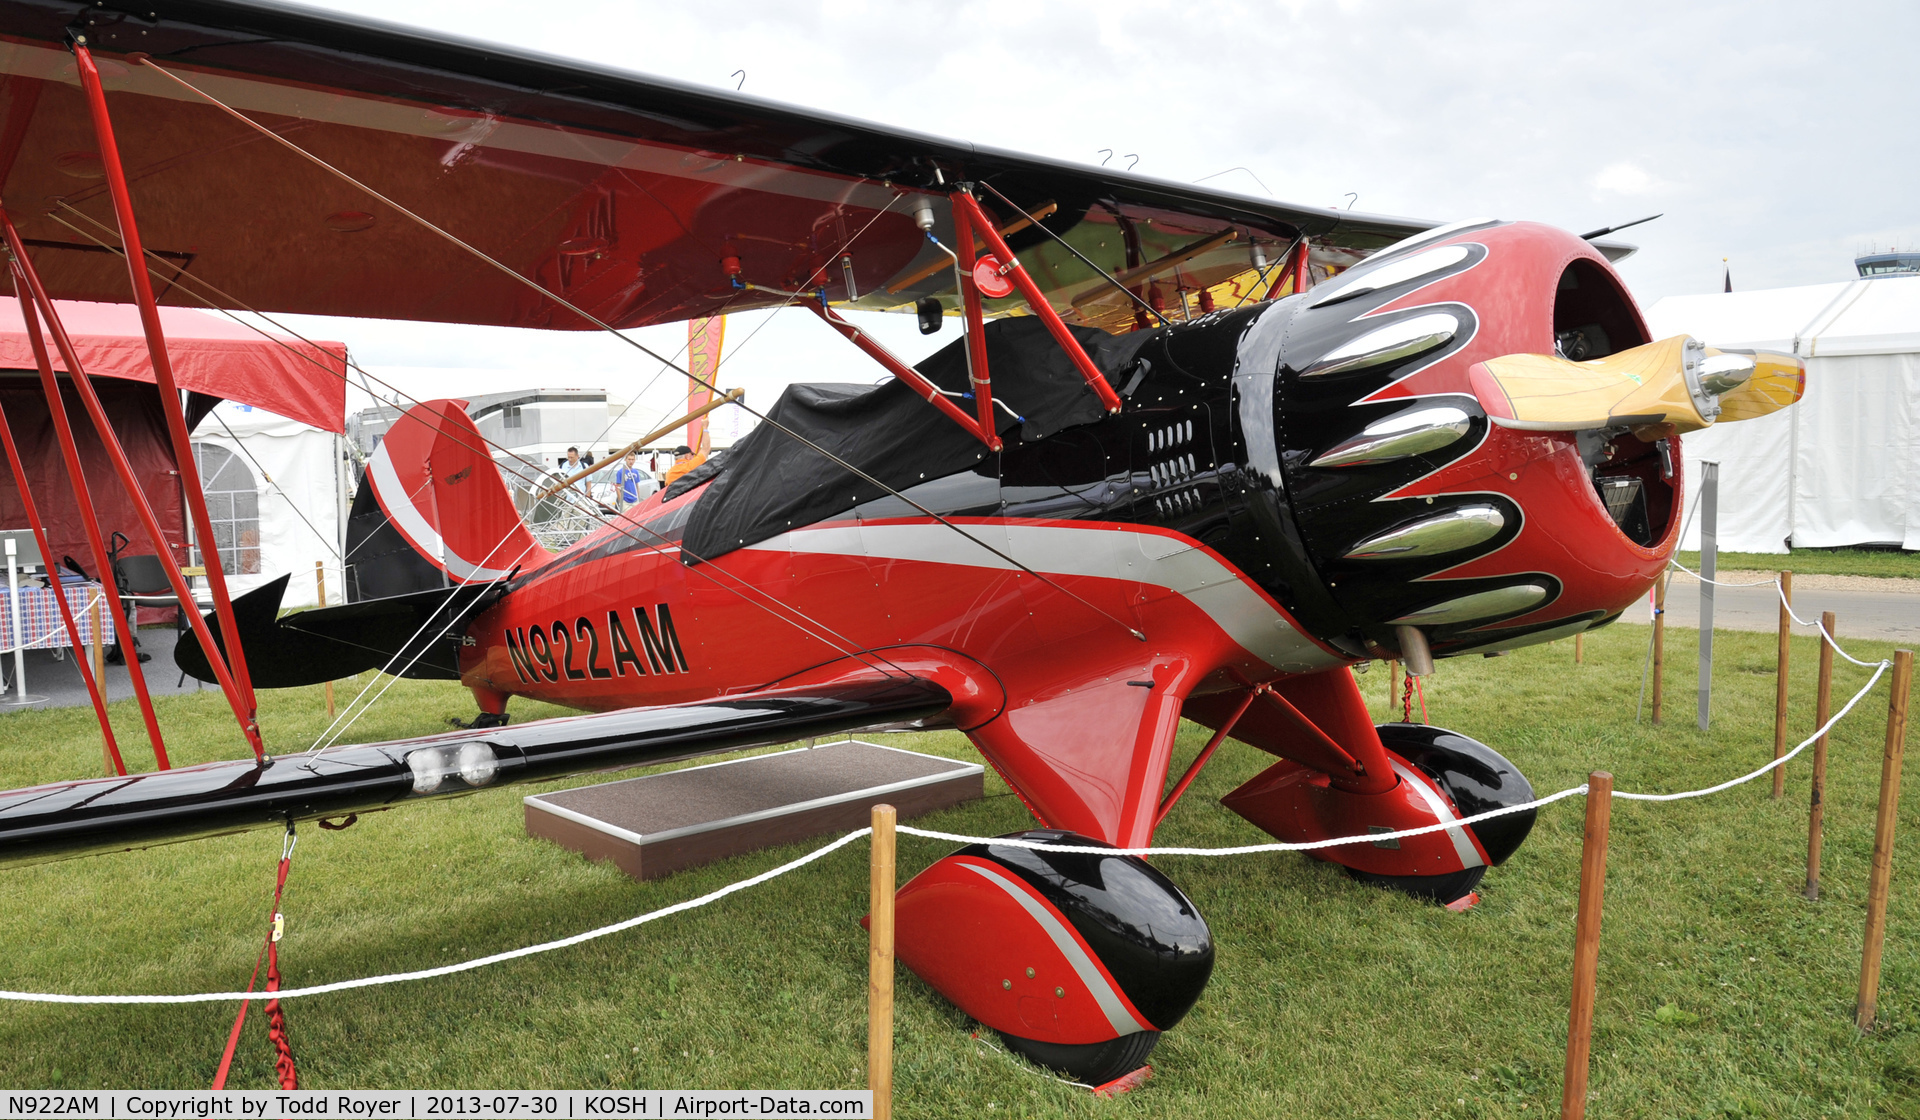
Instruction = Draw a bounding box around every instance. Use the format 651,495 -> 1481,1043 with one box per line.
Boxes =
0,676 -> 948,867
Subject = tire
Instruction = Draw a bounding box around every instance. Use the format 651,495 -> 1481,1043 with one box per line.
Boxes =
1344,863 -> 1487,905
996,1028 -> 1160,1085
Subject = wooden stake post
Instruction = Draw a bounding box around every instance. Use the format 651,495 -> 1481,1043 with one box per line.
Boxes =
1774,572 -> 1793,798
1652,574 -> 1667,725
1856,650 -> 1911,1031
316,561 -> 335,720
1574,633 -> 1585,664
1389,660 -> 1402,717
1806,611 -> 1836,901
868,804 -> 896,1119
1561,772 -> 1613,1120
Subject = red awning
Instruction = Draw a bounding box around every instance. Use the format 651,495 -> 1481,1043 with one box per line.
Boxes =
0,300 -> 346,433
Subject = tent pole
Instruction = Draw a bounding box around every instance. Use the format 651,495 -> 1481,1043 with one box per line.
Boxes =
0,396 -> 125,772
1,257 -> 168,767
4,240 -> 258,760
69,38 -> 261,738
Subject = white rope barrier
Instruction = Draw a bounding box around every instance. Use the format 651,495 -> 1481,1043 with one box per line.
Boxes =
0,632 -> 1897,1006
0,827 -> 873,1005
1663,559 -> 1886,670
1775,581 -> 1885,669
1666,555 -> 1779,587
1615,658 -> 1890,801
898,789 -> 1591,858
904,647 -> 1891,852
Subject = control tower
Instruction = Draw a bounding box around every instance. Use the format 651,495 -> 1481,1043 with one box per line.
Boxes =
1856,251 -> 1920,277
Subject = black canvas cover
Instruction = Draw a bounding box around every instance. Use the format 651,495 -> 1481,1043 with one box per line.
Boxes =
671,318 -> 1154,562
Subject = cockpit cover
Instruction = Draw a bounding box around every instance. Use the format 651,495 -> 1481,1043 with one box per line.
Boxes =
672,317 -> 1154,561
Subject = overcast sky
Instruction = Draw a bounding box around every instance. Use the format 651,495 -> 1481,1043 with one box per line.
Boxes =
268,0 -> 1920,436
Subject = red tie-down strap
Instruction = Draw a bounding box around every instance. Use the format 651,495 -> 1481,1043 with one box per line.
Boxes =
265,938 -> 297,1090
1399,673 -> 1430,726
212,825 -> 299,1090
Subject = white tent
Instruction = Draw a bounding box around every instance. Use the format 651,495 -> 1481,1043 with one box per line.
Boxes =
191,401 -> 349,609
1646,274 -> 1920,553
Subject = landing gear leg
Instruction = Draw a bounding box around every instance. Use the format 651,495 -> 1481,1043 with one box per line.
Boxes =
454,684 -> 510,730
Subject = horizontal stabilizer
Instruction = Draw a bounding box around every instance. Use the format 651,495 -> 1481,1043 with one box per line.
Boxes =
0,676 -> 951,866
174,575 -> 508,687
1468,335 -> 1804,435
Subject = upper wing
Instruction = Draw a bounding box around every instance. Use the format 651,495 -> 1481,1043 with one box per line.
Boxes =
0,0 -> 1633,333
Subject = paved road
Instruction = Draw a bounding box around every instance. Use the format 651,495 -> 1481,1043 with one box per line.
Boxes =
0,628 -> 205,712
1659,579 -> 1920,644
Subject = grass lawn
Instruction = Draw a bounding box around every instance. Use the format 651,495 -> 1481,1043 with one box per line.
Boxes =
1677,548 -> 1920,581
0,624 -> 1915,1118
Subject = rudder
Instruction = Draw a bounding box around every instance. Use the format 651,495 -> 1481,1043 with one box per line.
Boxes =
347,399 -> 548,601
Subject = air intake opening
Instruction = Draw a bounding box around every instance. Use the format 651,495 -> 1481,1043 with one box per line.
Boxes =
1553,259 -> 1649,361
1555,259 -> 1671,545
1578,429 -> 1674,548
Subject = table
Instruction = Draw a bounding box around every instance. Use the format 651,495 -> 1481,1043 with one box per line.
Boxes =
1,581 -> 115,653
3,575 -> 113,706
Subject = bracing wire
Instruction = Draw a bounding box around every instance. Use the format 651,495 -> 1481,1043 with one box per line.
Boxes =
134,58 -> 1149,644
309,528 -> 524,751
44,209 -> 909,683
975,179 -> 1171,329
209,410 -> 341,559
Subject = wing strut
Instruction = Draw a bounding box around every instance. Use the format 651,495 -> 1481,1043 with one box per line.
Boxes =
950,192 -> 1001,439
805,300 -> 1004,451
953,189 -> 1125,415
1285,236 -> 1313,298
0,326 -> 126,773
65,36 -> 265,758
802,186 -> 1129,452
4,237 -> 232,769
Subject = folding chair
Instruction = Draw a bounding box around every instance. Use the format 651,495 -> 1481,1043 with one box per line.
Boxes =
111,553 -> 179,668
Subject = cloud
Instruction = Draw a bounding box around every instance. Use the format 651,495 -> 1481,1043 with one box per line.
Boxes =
267,0 -> 1920,387
1593,163 -> 1667,198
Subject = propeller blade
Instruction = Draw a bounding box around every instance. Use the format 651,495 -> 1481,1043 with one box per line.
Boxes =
1468,335 -> 1804,435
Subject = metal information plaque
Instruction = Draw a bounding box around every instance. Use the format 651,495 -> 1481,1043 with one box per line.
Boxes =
0,1091 -> 872,1119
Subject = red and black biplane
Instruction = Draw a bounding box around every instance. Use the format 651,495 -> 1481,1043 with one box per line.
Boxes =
0,0 -> 1805,1083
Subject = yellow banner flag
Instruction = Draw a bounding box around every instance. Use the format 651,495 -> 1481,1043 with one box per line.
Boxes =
667,316 -> 725,485
685,315 -> 725,456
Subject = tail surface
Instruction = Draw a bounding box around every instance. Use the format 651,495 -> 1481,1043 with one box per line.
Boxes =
348,399 -> 550,600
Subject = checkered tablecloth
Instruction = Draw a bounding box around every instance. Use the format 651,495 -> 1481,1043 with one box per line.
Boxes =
0,581 -> 114,652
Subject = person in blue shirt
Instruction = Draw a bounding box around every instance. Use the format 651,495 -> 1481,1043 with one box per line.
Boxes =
611,450 -> 656,510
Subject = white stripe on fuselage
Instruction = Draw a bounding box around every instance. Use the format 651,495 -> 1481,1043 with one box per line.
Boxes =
744,521 -> 1342,673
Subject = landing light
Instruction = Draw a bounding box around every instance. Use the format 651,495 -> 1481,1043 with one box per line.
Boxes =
407,742 -> 501,794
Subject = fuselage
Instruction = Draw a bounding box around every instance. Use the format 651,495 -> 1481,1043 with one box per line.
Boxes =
463,221 -> 1678,726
